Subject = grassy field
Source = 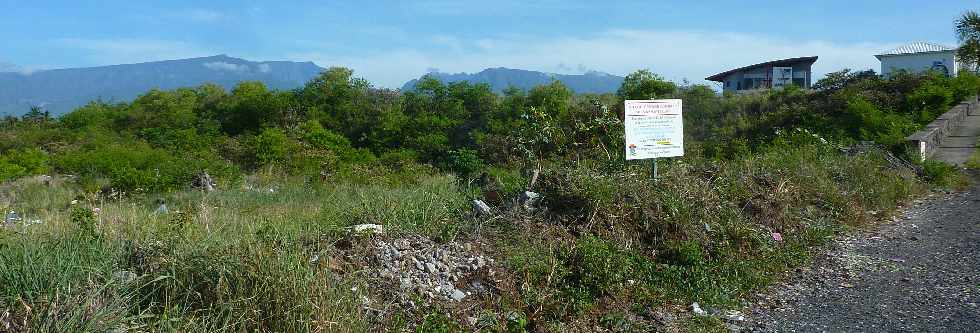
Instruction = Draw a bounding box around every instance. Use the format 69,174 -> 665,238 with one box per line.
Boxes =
0,143 -> 937,332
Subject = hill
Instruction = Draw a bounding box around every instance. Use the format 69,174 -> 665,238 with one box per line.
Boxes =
0,55 -> 324,115
401,67 -> 624,94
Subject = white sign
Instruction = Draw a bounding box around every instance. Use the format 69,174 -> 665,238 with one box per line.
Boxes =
624,99 -> 683,160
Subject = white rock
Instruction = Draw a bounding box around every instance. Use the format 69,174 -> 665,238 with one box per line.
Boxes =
472,200 -> 492,216
351,224 -> 384,235
520,191 -> 542,209
451,289 -> 466,301
112,270 -> 138,284
691,302 -> 707,316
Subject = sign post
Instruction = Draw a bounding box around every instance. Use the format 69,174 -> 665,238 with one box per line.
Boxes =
624,99 -> 684,181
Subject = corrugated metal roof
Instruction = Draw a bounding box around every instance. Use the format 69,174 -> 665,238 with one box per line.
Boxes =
876,42 -> 956,57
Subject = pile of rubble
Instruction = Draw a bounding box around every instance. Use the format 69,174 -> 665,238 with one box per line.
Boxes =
369,235 -> 497,304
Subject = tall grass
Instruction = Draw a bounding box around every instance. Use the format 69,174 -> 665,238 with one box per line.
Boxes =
0,172 -> 466,331
0,142 -> 933,331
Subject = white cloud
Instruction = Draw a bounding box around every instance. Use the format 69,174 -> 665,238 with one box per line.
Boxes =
409,0 -> 584,16
54,38 -> 213,65
204,61 -> 248,72
290,29 -> 897,88
0,61 -> 44,75
0,61 -> 18,73
257,63 -> 272,73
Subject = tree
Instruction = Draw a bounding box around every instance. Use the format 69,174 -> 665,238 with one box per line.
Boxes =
22,106 -> 51,125
955,10 -> 980,73
616,70 -> 677,101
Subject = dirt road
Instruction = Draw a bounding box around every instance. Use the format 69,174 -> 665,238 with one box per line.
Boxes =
747,177 -> 980,332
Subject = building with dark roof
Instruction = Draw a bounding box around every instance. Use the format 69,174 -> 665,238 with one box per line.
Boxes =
706,56 -> 818,93
875,42 -> 959,77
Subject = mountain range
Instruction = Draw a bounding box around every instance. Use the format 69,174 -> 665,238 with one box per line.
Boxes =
0,55 -> 324,115
401,68 -> 624,94
0,56 -> 625,116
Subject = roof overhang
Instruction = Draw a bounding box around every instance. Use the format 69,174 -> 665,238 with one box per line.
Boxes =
874,49 -> 958,60
705,56 -> 819,82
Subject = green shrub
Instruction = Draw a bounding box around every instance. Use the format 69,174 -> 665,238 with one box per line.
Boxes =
444,148 -> 483,176
907,79 -> 954,123
54,140 -> 238,192
662,240 -> 705,266
251,127 -> 290,167
69,206 -> 98,238
920,159 -> 966,188
537,165 -> 617,220
0,159 -> 27,182
564,236 -> 639,308
417,311 -> 462,333
842,97 -> 917,146
950,72 -> 980,102
0,148 -> 50,182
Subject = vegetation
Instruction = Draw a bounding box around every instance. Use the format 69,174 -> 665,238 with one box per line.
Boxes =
0,63 -> 977,331
956,10 -> 980,73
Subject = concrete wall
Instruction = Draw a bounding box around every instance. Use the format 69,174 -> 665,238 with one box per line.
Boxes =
906,95 -> 978,161
879,51 -> 958,77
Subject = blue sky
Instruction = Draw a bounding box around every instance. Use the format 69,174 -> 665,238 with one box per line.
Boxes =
0,0 -> 975,87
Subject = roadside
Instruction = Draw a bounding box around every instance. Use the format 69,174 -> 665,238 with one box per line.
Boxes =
745,171 -> 980,332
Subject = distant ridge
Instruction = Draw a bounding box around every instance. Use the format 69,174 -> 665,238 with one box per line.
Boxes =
0,55 -> 325,115
401,67 -> 624,94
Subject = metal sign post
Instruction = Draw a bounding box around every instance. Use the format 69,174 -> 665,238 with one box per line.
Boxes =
651,158 -> 658,181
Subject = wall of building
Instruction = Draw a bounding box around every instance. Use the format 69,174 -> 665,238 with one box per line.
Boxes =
879,51 -> 958,77
719,62 -> 813,93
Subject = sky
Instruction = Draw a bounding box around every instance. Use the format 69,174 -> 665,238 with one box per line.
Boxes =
0,0 -> 976,87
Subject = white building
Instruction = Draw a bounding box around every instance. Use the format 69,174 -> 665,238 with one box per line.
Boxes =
875,42 -> 959,77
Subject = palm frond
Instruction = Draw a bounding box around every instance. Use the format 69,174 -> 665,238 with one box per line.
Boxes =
954,11 -> 980,42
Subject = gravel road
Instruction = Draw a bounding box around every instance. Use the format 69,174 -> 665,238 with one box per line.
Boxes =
747,177 -> 980,332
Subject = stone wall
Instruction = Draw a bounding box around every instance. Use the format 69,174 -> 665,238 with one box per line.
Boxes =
906,95 -> 978,161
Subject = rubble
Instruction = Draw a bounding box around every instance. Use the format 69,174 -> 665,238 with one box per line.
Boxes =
36,174 -> 53,186
4,211 -> 20,227
112,270 -> 138,284
194,171 -> 216,192
369,235 -> 496,304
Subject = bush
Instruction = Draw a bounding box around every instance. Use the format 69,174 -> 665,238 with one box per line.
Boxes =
251,128 -> 290,167
907,79 -> 954,123
920,159 -> 966,188
949,72 -> 980,102
70,206 -> 98,238
0,148 -> 50,182
443,148 -> 483,176
54,141 -> 237,192
564,236 -> 640,309
537,165 -> 617,220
